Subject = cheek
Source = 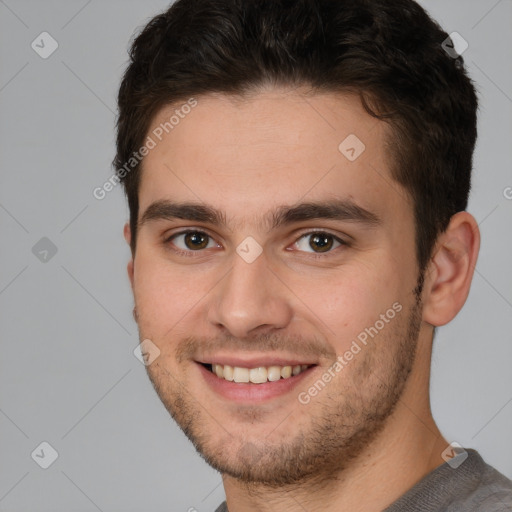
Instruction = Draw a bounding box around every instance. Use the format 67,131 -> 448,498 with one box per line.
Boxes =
132,249 -> 205,336
296,260 -> 404,353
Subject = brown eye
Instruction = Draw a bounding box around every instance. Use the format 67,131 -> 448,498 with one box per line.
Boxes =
309,233 -> 334,253
184,232 -> 209,250
169,230 -> 218,252
294,232 -> 344,254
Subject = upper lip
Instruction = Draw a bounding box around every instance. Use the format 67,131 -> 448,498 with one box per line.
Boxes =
196,355 -> 317,368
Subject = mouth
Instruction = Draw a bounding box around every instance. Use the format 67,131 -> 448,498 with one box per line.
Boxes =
195,360 -> 317,403
202,362 -> 312,383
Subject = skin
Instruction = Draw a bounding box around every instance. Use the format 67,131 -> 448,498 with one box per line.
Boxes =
124,87 -> 480,512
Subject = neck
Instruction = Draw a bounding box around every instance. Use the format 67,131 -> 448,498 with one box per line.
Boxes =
221,335 -> 448,512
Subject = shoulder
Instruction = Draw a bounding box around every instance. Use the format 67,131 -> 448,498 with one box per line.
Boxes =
465,455 -> 512,511
385,449 -> 512,512
214,501 -> 228,512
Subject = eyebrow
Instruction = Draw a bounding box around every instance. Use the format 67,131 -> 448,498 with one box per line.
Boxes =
138,198 -> 382,232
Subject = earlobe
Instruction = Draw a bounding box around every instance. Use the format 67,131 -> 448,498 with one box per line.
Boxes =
123,222 -> 131,247
123,222 -> 135,289
421,211 -> 480,326
127,260 -> 134,289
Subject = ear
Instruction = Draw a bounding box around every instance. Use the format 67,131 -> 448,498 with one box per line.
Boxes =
123,222 -> 134,289
422,211 -> 480,326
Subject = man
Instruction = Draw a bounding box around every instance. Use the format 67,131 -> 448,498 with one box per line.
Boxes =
114,0 -> 512,510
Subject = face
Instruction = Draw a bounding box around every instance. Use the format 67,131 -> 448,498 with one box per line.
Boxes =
127,88 -> 426,485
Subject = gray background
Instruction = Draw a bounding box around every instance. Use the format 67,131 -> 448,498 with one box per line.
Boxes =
1,1 -> 511,510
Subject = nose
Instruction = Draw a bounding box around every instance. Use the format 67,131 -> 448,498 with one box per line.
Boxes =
207,250 -> 293,339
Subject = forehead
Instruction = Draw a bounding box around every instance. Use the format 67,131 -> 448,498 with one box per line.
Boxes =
137,88 -> 410,227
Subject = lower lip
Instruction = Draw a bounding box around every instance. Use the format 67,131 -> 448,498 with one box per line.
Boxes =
196,363 -> 315,403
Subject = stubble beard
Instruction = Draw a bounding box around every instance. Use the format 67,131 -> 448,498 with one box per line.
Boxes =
142,283 -> 424,488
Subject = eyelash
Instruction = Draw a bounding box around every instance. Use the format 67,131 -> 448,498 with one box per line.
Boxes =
164,229 -> 348,259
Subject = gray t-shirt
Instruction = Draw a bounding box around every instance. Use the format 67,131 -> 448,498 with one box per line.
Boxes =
214,449 -> 512,511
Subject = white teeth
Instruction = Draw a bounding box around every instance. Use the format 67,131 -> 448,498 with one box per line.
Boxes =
233,367 -> 249,383
209,363 -> 311,383
267,366 -> 282,382
281,366 -> 292,378
214,364 -> 223,378
249,367 -> 268,384
223,364 -> 234,381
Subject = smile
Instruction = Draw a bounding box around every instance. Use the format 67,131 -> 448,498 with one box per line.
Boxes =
206,363 -> 312,383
